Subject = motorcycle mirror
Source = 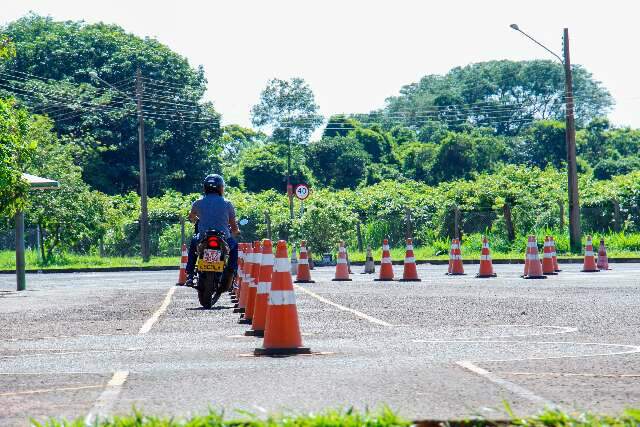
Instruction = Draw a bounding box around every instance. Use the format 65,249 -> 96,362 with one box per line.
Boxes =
239,219 -> 249,226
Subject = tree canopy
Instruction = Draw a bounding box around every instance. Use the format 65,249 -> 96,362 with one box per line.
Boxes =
0,13 -> 221,196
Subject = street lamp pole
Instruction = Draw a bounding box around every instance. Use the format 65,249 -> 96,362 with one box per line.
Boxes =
510,25 -> 582,252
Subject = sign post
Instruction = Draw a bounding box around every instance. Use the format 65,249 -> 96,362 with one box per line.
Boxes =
294,184 -> 310,218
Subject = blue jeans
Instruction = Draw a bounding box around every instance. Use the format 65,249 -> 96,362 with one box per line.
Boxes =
186,234 -> 238,276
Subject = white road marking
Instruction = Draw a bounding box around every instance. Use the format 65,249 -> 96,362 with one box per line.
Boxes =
85,286 -> 176,423
294,285 -> 393,327
457,361 -> 558,408
413,340 -> 640,362
0,384 -> 103,397
499,371 -> 640,378
138,287 -> 176,334
84,370 -> 129,425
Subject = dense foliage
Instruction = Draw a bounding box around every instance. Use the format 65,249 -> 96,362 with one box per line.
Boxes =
1,13 -> 639,263
0,14 -> 221,196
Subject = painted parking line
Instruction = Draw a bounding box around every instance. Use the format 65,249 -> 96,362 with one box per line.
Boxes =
294,284 -> 394,327
85,286 -> 176,423
457,361 -> 558,408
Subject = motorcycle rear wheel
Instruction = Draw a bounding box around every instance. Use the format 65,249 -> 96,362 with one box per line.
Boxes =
197,272 -> 215,309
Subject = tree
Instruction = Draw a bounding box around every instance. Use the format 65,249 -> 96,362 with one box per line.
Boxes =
306,137 -> 369,189
1,14 -> 221,195
323,115 -> 358,138
24,115 -> 107,261
219,124 -> 266,164
513,120 -> 567,169
239,144 -> 310,193
382,60 -> 613,134
251,78 -> 323,145
0,98 -> 35,217
349,127 -> 393,163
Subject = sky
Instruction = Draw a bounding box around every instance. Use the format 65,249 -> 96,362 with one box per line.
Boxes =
3,0 -> 640,129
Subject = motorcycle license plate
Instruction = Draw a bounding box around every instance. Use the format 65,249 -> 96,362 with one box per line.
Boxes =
198,250 -> 224,272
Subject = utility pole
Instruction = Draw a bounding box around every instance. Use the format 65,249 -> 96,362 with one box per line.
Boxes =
286,130 -> 294,220
136,68 -> 150,261
509,24 -> 582,252
563,28 -> 582,252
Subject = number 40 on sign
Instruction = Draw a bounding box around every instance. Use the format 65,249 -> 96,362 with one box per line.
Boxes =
294,184 -> 310,200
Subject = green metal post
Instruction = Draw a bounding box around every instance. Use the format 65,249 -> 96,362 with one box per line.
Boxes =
15,211 -> 26,291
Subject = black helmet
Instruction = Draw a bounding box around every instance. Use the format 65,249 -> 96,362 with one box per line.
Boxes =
203,174 -> 225,194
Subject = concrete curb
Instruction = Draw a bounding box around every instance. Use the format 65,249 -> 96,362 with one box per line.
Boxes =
1,258 -> 638,274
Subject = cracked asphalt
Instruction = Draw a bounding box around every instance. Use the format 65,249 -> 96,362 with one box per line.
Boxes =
1,263 -> 640,425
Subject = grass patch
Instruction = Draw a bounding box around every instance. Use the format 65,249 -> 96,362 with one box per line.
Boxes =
0,250 -> 177,270
32,407 -> 640,427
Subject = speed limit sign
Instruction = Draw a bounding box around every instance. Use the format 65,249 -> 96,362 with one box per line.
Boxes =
294,183 -> 310,200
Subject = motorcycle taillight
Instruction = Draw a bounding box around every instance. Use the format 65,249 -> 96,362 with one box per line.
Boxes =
207,237 -> 220,248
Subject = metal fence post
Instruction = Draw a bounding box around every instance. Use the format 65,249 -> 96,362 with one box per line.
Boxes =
180,217 -> 186,246
405,207 -> 413,239
613,199 -> 621,232
265,211 -> 272,240
502,203 -> 515,242
454,206 -> 461,239
558,200 -> 565,230
356,221 -> 364,253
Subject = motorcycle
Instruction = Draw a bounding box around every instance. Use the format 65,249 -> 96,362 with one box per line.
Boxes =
191,229 -> 231,309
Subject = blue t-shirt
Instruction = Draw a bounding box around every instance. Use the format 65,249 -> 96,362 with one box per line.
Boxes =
192,194 -> 236,238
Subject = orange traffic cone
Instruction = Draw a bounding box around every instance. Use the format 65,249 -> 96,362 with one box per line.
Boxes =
375,239 -> 395,281
550,236 -> 561,272
447,238 -> 465,275
597,238 -> 610,270
230,245 -> 243,302
247,239 -> 273,337
398,238 -> 420,282
233,243 -> 251,313
582,235 -> 599,272
236,243 -> 252,314
294,241 -> 315,283
542,236 -> 558,275
332,241 -> 352,281
175,244 -> 188,285
240,241 -> 262,324
524,235 -> 546,279
255,240 -> 310,356
476,236 -> 497,278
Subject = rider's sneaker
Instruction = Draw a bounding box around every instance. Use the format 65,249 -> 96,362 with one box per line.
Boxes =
184,276 -> 195,288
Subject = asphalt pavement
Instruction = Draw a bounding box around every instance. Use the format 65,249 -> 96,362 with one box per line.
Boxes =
1,262 -> 640,425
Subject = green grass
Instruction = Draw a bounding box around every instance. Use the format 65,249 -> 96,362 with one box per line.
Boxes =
32,407 -> 640,427
0,250 -> 177,270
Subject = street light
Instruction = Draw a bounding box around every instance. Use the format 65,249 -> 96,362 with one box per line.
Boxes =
90,70 -> 151,261
510,25 -> 582,252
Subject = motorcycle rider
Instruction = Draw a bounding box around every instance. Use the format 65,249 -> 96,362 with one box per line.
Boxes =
185,174 -> 239,289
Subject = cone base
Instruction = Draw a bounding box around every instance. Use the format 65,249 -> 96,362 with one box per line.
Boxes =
374,278 -> 395,281
475,273 -> 497,278
238,317 -> 252,324
332,278 -> 352,281
244,329 -> 264,337
542,272 -> 558,275
233,307 -> 245,313
254,346 -> 311,356
175,282 -> 185,286
294,279 -> 316,283
398,278 -> 421,282
581,269 -> 600,272
524,275 -> 547,279
554,269 -> 562,272
445,273 -> 466,276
